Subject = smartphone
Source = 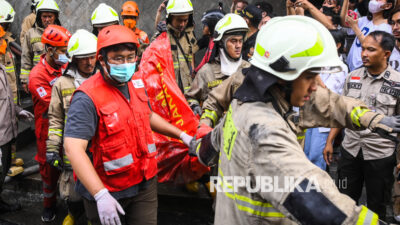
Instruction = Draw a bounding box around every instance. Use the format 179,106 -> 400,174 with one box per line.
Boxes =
345,10 -> 358,26
290,0 -> 297,3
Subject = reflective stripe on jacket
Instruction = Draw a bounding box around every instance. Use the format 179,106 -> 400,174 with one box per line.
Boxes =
77,72 -> 157,192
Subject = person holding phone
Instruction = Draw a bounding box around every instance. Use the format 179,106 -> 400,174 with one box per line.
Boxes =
341,0 -> 394,71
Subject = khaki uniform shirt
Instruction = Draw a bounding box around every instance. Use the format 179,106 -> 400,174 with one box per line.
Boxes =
342,66 -> 400,160
0,32 -> 17,103
20,13 -> 36,45
0,65 -> 21,146
185,60 -> 250,107
167,24 -> 198,93
21,26 -> 45,84
200,69 -> 246,127
46,68 -> 82,168
210,85 -> 380,225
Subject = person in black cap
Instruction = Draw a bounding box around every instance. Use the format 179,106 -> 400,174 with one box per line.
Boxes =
255,1 -> 275,29
255,1 -> 274,17
240,5 -> 262,61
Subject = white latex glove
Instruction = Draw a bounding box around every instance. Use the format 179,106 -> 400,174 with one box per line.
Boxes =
180,132 -> 193,147
94,188 -> 125,225
18,110 -> 34,121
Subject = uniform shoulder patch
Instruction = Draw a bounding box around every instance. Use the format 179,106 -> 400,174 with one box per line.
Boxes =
36,86 -> 47,98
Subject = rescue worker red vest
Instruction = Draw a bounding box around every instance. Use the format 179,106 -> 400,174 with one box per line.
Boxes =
77,72 -> 157,192
28,55 -> 66,163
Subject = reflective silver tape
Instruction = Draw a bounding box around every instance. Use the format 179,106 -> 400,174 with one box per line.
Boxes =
103,154 -> 134,172
148,144 -> 156,154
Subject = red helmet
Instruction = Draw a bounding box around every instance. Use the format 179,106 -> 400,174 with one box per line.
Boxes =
121,1 -> 140,17
41,24 -> 71,47
96,25 -> 140,60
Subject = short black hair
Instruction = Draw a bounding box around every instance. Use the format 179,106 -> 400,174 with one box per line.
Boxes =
100,43 -> 137,62
329,29 -> 345,53
255,1 -> 273,15
368,31 -> 395,52
389,6 -> 400,24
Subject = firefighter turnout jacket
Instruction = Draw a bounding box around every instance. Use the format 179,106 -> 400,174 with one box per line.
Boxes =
185,60 -> 250,108
0,32 -> 17,104
21,26 -> 45,84
206,85 -> 386,224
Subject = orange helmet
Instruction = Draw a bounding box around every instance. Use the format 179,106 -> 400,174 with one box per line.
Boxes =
121,1 -> 140,17
97,25 -> 139,59
41,25 -> 71,47
0,25 -> 5,38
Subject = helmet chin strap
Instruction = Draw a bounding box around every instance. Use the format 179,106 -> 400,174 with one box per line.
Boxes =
277,81 -> 293,105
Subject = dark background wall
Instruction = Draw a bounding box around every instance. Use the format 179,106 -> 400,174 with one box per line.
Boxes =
6,0 -> 297,43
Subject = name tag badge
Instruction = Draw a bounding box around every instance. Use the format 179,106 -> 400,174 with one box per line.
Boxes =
132,79 -> 144,88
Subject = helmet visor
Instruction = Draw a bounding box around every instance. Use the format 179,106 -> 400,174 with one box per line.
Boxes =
308,66 -> 342,74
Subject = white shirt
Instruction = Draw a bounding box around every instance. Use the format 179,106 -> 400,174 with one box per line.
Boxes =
318,60 -> 349,132
346,17 -> 392,72
389,45 -> 400,72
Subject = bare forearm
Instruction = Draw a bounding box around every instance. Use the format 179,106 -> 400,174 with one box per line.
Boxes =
326,128 -> 342,147
352,25 -> 365,43
309,7 -> 335,29
150,112 -> 182,139
64,137 -> 105,196
154,11 -> 162,30
340,0 -> 349,27
287,6 -> 295,15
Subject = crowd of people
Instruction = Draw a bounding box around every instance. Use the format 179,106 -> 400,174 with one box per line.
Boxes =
2,0 -> 400,224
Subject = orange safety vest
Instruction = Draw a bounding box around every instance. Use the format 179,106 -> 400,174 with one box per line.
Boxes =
77,72 -> 157,192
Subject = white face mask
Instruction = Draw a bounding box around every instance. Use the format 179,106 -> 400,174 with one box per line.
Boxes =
368,0 -> 385,14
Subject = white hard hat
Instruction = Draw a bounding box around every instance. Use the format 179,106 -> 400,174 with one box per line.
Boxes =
213,13 -> 248,42
36,0 -> 60,14
251,16 -> 342,81
166,0 -> 193,18
91,3 -> 120,27
67,29 -> 97,61
0,0 -> 15,23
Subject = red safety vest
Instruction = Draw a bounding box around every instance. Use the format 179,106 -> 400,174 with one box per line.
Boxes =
77,72 -> 157,192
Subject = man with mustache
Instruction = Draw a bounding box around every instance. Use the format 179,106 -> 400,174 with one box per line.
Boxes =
46,29 -> 97,225
387,6 -> 400,222
389,6 -> 400,72
164,0 -> 198,93
28,24 -> 71,223
324,30 -> 400,221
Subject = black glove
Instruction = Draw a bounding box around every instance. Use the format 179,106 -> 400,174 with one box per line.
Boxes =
375,115 -> 400,144
157,21 -> 167,33
188,135 -> 198,157
190,104 -> 202,116
46,152 -> 63,171
188,132 -> 218,167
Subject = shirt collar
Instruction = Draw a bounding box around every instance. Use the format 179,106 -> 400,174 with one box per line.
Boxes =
41,54 -> 67,76
363,66 -> 390,80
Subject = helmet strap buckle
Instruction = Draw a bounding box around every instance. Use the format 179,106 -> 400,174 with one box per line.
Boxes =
269,56 -> 296,72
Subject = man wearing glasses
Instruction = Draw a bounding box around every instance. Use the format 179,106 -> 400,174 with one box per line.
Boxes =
63,25 -> 192,225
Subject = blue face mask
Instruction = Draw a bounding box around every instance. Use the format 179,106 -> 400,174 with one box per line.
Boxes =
54,54 -> 69,65
108,62 -> 136,83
